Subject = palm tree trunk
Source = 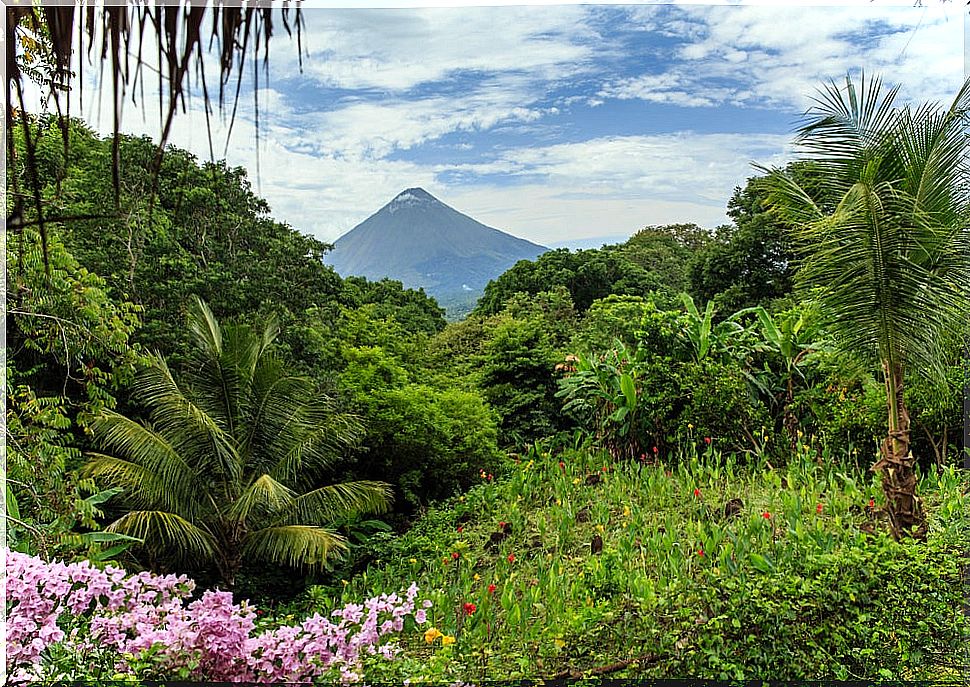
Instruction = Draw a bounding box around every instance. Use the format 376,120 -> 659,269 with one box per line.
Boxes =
873,361 -> 925,539
216,523 -> 246,591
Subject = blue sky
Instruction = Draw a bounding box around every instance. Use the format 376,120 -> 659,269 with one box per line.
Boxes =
66,1 -> 966,246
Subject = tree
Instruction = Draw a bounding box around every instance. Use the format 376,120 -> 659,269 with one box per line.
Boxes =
5,226 -> 145,560
83,298 -> 391,588
762,74 -> 970,538
688,177 -> 798,313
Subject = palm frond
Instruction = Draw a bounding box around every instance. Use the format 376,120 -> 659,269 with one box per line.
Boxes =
227,473 -> 296,523
243,525 -> 347,570
83,452 -> 195,516
133,359 -> 243,488
106,510 -> 217,564
280,481 -> 393,527
187,297 -> 223,356
267,414 -> 364,488
86,412 -> 200,509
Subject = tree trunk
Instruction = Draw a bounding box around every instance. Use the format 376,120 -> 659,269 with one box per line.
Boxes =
216,523 -> 246,591
873,361 -> 926,539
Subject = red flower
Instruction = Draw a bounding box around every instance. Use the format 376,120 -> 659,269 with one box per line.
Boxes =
487,584 -> 497,594
868,497 -> 875,509
507,553 -> 516,563
693,488 -> 702,498
652,446 -> 659,454
762,511 -> 771,520
457,526 -> 464,533
697,548 -> 704,557
559,461 -> 566,471
816,503 -> 824,514
601,465 -> 608,472
704,437 -> 712,445
498,521 -> 506,528
452,552 -> 460,560
463,602 -> 476,616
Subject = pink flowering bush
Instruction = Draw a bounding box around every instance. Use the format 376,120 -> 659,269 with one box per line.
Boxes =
5,549 -> 430,684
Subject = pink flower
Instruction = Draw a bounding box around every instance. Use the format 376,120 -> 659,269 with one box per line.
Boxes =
4,549 -> 431,683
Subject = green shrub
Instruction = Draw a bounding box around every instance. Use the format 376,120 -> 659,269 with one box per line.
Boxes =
681,530 -> 970,679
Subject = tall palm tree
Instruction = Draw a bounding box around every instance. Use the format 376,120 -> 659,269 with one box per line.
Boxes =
761,74 -> 970,538
84,297 -> 391,588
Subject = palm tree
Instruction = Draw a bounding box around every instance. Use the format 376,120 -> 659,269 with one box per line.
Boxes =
760,74 -> 970,538
84,297 -> 391,588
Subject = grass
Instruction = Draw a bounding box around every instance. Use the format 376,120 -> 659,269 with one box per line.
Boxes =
284,439 -> 970,681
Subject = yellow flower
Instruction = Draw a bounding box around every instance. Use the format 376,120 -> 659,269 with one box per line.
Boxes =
687,423 -> 694,430
424,627 -> 443,644
441,635 -> 456,646
572,478 -> 581,485
622,506 -> 631,518
409,558 -> 417,564
474,573 -> 481,581
595,524 -> 605,533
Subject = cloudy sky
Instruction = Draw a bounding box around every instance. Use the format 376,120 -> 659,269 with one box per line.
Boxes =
67,1 -> 966,247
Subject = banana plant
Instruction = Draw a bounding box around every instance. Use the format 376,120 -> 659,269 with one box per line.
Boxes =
679,294 -> 748,362
742,303 -> 829,449
557,340 -> 643,460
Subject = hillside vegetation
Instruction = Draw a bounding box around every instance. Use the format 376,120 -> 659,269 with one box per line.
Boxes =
307,442 -> 969,680
6,74 -> 970,684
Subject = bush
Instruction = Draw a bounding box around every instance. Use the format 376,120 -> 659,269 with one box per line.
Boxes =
680,530 -> 970,679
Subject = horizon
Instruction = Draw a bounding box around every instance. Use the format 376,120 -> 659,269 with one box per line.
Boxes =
26,1 -> 966,247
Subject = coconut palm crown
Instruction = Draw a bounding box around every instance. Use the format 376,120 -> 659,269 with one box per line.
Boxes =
85,297 -> 391,588
759,74 -> 970,537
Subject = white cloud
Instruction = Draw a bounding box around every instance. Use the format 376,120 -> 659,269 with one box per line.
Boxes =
602,5 -> 964,110
275,7 -> 597,92
442,131 -> 795,241
17,3 -> 964,252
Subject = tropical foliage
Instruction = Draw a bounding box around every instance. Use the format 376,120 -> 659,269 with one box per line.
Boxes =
6,67 -> 970,684
84,298 -> 391,588
760,74 -> 970,536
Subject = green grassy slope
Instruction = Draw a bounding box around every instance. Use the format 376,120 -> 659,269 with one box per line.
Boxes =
295,443 -> 970,681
